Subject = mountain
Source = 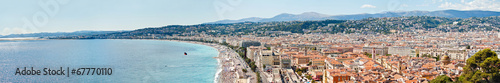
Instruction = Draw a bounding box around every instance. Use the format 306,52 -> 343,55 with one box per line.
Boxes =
258,12 -> 330,22
206,17 -> 264,24
327,10 -> 500,20
0,30 -> 124,38
205,12 -> 330,24
205,10 -> 500,24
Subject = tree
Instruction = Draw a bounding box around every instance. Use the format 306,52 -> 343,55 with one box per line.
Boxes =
220,42 -> 229,46
238,52 -> 245,57
256,72 -> 261,83
250,62 -> 257,72
430,75 -> 452,83
245,58 -> 251,63
466,45 -> 471,49
242,69 -> 247,73
363,52 -> 372,58
416,54 -> 420,57
459,49 -> 500,83
306,74 -> 313,80
433,56 -> 440,61
297,71 -> 302,76
454,77 -> 459,83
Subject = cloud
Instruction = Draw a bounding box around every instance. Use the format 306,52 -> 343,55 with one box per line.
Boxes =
439,0 -> 500,11
361,4 -> 377,8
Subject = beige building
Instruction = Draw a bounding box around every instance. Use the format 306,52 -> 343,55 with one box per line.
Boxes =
280,53 -> 292,68
311,59 -> 326,71
260,50 -> 274,67
246,46 -> 260,60
419,48 -> 467,60
388,46 -> 416,56
362,46 -> 389,56
446,49 -> 467,60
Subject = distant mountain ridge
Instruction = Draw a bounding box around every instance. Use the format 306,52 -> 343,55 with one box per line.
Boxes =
205,10 -> 500,24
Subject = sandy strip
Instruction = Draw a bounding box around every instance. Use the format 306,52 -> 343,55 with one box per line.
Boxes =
164,40 -> 238,83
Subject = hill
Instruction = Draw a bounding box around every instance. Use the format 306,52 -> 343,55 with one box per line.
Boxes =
206,10 -> 500,24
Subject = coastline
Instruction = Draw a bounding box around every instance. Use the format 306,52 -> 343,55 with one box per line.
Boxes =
100,39 -> 228,83
162,40 -> 238,83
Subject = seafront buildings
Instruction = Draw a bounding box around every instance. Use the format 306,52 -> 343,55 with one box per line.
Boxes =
162,30 -> 500,83
67,28 -> 500,83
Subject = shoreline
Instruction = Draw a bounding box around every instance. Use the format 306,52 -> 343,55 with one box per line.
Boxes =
161,40 -> 238,83
162,40 -> 225,83
162,39 -> 253,83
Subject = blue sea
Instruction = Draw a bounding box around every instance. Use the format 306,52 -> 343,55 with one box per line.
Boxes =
0,40 -> 219,83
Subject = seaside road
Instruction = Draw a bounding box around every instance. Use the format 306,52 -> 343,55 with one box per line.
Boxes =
181,41 -> 258,83
258,69 -> 270,83
232,50 -> 258,83
235,59 -> 257,83
227,46 -> 258,83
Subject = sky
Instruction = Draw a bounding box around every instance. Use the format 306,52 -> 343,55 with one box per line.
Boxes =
1,0 -> 499,35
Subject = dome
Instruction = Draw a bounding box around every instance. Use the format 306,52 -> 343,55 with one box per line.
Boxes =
441,55 -> 450,61
441,55 -> 451,65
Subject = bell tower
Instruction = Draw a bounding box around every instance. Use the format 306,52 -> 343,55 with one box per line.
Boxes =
372,48 -> 376,60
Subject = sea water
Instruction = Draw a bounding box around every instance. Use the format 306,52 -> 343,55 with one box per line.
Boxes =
0,40 -> 218,83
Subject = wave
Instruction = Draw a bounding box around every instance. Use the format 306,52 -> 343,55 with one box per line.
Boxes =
214,56 -> 222,83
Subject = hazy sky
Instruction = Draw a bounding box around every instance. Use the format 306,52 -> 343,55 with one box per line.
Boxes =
1,0 -> 499,35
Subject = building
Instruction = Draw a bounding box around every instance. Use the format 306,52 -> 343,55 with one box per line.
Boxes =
446,49 -> 467,60
325,58 -> 344,69
418,48 -> 445,57
272,51 -> 281,67
280,54 -> 292,68
388,46 -> 416,56
328,47 -> 354,54
240,41 -> 261,48
311,59 -> 326,71
260,50 -> 274,66
419,48 -> 467,60
323,69 -> 352,83
363,46 -> 389,56
246,46 -> 260,60
294,55 -> 310,67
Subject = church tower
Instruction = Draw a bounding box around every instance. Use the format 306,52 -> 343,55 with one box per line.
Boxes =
372,48 -> 376,60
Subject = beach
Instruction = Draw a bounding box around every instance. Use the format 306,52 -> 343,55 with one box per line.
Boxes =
166,40 -> 255,83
